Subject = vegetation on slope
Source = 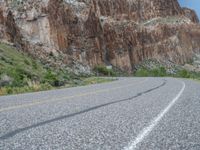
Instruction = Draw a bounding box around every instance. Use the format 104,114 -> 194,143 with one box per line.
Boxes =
0,43 -> 113,96
93,65 -> 129,77
1,43 -> 199,96
134,66 -> 200,80
133,59 -> 200,79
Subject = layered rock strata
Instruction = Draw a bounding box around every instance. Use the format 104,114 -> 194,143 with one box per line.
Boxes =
0,0 -> 200,72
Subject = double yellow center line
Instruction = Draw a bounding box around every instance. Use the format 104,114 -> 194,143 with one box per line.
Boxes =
0,79 -> 148,113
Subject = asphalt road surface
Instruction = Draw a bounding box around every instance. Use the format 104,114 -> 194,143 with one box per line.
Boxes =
0,77 -> 200,150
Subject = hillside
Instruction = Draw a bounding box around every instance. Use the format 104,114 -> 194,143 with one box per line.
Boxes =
0,0 -> 200,73
0,43 -> 113,95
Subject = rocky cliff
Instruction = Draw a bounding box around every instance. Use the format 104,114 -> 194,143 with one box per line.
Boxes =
0,0 -> 200,73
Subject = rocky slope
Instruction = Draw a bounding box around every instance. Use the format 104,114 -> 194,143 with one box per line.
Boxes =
0,0 -> 200,73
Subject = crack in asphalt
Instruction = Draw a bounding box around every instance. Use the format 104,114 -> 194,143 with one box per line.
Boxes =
0,80 -> 166,140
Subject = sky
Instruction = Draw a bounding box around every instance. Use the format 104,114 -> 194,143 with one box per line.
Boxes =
179,0 -> 200,19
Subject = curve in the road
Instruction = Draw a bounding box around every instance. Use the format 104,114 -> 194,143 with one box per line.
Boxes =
124,80 -> 185,150
0,80 -> 167,140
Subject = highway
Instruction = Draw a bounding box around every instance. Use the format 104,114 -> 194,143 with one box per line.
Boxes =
0,78 -> 200,150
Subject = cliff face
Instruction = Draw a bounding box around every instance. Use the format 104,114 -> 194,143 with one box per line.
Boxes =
87,0 -> 183,21
182,7 -> 199,23
0,0 -> 200,72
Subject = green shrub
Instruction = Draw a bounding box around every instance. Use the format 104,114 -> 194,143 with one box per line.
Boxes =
43,70 -> 65,87
6,87 -> 13,94
24,59 -> 30,65
177,69 -> 190,78
135,68 -> 149,77
135,67 -> 167,77
44,70 -> 58,86
158,67 -> 167,77
5,66 -> 38,87
40,83 -> 52,91
189,72 -> 200,80
32,60 -> 38,69
150,69 -> 160,77
94,65 -> 116,76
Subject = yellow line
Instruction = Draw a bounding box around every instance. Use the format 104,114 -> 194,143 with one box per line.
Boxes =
0,78 -> 148,113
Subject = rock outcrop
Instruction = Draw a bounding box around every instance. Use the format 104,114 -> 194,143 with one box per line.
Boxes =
0,0 -> 200,73
182,7 -> 199,23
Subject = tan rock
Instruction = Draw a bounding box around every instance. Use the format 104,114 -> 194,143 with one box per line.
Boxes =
0,0 -> 200,73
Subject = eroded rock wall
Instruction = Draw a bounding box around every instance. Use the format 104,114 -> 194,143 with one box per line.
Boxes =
0,0 -> 200,73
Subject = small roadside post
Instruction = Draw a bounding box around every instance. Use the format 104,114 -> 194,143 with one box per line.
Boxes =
106,65 -> 112,77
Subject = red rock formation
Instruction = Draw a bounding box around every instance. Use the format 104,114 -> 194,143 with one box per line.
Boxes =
5,11 -> 22,44
182,7 -> 199,23
81,0 -> 183,22
47,0 -> 79,51
0,0 -> 200,73
0,9 -> 4,24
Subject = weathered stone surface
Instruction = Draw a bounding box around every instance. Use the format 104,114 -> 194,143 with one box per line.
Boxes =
182,7 -> 199,23
0,0 -> 200,73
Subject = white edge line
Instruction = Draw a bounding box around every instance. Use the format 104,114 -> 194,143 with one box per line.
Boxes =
124,81 -> 186,150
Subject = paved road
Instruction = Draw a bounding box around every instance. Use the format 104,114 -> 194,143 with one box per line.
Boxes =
0,77 -> 200,150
